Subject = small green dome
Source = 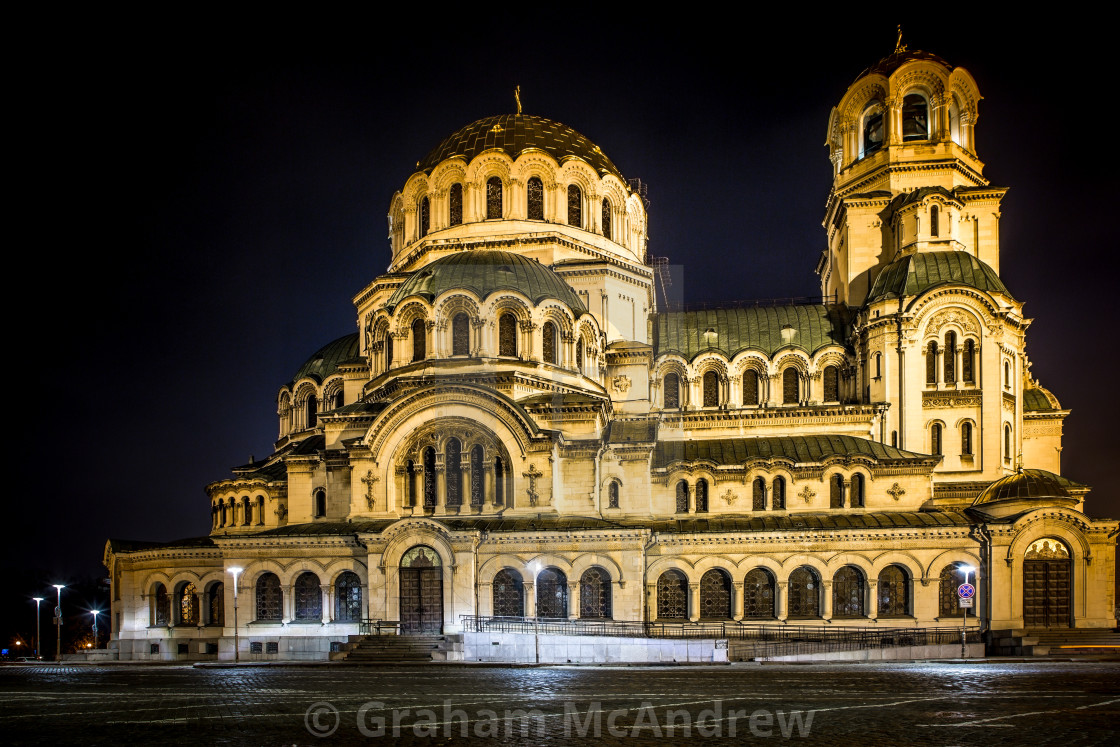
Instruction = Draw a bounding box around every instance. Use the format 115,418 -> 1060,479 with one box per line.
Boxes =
867,251 -> 1012,304
386,250 -> 587,313
1024,384 -> 1061,412
974,469 -> 1082,506
291,333 -> 360,384
417,114 -> 625,182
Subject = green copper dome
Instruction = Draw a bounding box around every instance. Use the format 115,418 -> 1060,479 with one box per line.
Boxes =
973,469 -> 1083,506
867,251 -> 1012,304
291,333 -> 360,384
386,250 -> 587,313
417,114 -> 625,182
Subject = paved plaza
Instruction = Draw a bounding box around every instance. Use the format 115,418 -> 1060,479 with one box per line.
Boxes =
1,661 -> 1117,745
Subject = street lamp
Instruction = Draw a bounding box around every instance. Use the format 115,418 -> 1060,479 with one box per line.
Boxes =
32,598 -> 44,660
959,564 -> 976,658
228,567 -> 242,663
90,610 -> 100,650
52,585 -> 64,663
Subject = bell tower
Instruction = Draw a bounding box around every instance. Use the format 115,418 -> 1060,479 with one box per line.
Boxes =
819,33 -> 1006,307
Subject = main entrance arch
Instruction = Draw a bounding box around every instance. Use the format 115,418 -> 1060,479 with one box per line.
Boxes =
1023,538 -> 1071,628
400,546 -> 443,634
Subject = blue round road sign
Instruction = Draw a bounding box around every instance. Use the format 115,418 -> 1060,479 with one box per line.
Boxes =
957,583 -> 975,598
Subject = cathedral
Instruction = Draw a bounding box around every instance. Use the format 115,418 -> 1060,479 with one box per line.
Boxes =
104,40 -> 1117,661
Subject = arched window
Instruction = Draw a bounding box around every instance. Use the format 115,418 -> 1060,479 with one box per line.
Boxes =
335,572 -> 362,622
241,496 -> 251,526
448,183 -> 463,226
944,331 -> 957,384
874,352 -> 882,379
961,422 -> 973,456
406,460 -> 417,506
695,478 -> 709,513
152,583 -> 170,626
744,568 -> 775,619
752,477 -> 766,511
772,477 -> 786,510
535,568 -> 568,618
663,372 -> 680,409
411,318 -> 426,362
862,104 -> 884,156
423,447 -> 436,507
306,394 -> 318,428
580,567 -> 612,619
931,423 -> 943,456
493,569 -> 524,617
782,368 -> 799,404
494,456 -> 505,506
656,570 -> 688,620
567,184 -> 582,227
1004,424 -> 1013,463
527,176 -> 544,220
218,501 -> 225,527
1004,360 -> 1011,390
178,582 -> 198,625
850,473 -> 865,508
542,321 -> 557,364
926,341 -> 938,385
255,573 -> 282,621
419,196 -> 430,238
608,480 -> 620,509
939,564 -> 966,617
702,370 -> 719,407
743,369 -> 759,406
486,176 -> 502,219
788,567 -> 820,617
294,572 -> 322,622
452,313 -> 470,356
601,198 -> 612,240
470,445 -> 484,506
576,338 -> 584,374
313,488 -> 326,518
699,569 -> 732,620
334,391 -> 344,409
902,93 -> 929,141
823,365 -> 839,402
445,437 -> 462,506
829,473 -> 844,508
832,566 -> 866,617
963,339 -> 975,384
878,566 -> 909,617
385,334 -> 393,370
930,204 -> 939,237
208,583 -> 224,626
498,313 -> 517,357
675,480 -> 689,513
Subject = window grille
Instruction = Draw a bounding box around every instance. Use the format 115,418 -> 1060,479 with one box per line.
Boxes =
878,565 -> 909,617
832,566 -> 866,617
656,571 -> 688,620
335,572 -> 362,622
743,568 -> 775,618
470,445 -> 484,506
702,370 -> 719,407
449,183 -> 463,226
607,481 -> 619,509
788,567 -> 820,617
179,583 -> 198,625
412,318 -> 426,361
493,569 -> 524,617
498,313 -> 517,356
567,185 -> 582,226
699,569 -> 732,619
782,368 -> 798,404
850,473 -> 865,508
772,477 -> 785,510
452,313 -> 470,356
535,568 -> 568,618
445,438 -> 462,506
601,198 -> 612,240
743,370 -> 759,405
752,477 -> 766,511
527,177 -> 543,220
824,365 -> 839,402
256,574 -> 282,621
695,479 -> 708,513
486,177 -> 502,219
675,480 -> 689,513
294,573 -> 322,621
579,568 -> 612,619
542,321 -> 556,364
419,196 -> 430,237
664,372 -> 679,409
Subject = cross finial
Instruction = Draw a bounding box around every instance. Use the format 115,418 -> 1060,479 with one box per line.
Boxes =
515,85 -> 522,115
894,25 -> 908,54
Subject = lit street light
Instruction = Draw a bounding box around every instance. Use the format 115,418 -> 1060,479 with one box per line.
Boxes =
52,585 -> 64,664
90,610 -> 100,650
32,597 -> 44,660
228,567 -> 242,663
959,564 -> 976,658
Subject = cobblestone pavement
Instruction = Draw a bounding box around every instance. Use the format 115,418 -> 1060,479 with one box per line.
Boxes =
1,661 -> 1117,745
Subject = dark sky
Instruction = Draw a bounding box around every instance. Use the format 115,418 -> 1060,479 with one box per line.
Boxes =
10,15 -> 1116,590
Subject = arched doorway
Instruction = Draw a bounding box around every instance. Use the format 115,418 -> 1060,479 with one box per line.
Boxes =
1023,538 -> 1071,628
400,546 -> 443,634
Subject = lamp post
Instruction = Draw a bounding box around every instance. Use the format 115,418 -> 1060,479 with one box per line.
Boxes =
32,598 -> 44,660
959,564 -> 975,658
228,567 -> 242,663
90,610 -> 100,650
52,585 -> 64,663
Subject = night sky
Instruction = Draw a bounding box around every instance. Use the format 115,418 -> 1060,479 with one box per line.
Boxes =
8,14 -> 1116,619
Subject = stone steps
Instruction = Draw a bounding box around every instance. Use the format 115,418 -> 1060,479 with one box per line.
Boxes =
342,634 -> 460,663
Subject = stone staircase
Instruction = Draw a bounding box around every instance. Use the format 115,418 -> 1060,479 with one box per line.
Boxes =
336,634 -> 463,663
987,628 -> 1120,657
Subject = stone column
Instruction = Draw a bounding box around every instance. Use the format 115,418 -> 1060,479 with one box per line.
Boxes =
647,583 -> 658,621
435,465 -> 446,512
688,583 -> 700,622
777,581 -> 789,621
568,582 -> 579,620
732,581 -> 744,621
867,580 -> 878,621
821,581 -> 833,621
525,584 -> 536,618
283,585 -> 294,623
322,585 -> 331,623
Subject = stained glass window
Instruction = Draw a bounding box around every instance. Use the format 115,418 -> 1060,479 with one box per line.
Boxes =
580,568 -> 612,619
601,198 -> 612,240
772,477 -> 785,510
850,473 -> 865,508
493,569 -> 524,617
486,177 -> 502,219
470,445 -> 484,506
675,480 -> 689,513
699,569 -> 732,619
498,313 -> 517,356
878,566 -> 909,617
657,570 -> 688,620
926,341 -> 938,384
752,477 -> 766,511
664,372 -> 679,409
423,447 -> 436,507
536,568 -> 568,618
824,365 -> 839,402
294,572 -> 322,621
179,583 -> 198,625
452,313 -> 470,356
445,438 -> 462,506
782,368 -> 798,404
743,370 -> 759,406
567,184 -> 582,227
208,583 -> 224,626
832,566 -> 866,617
335,572 -> 362,622
449,183 -> 462,226
542,321 -> 556,364
527,177 -> 543,220
703,370 -> 719,407
695,479 -> 709,513
412,318 -> 425,362
608,480 -> 619,509
744,568 -> 775,619
944,331 -> 957,384
153,584 -> 169,626
419,196 -> 430,237
256,573 -> 282,621
788,567 -> 820,617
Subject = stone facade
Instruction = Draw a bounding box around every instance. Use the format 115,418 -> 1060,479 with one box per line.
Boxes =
104,40 -> 1116,661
